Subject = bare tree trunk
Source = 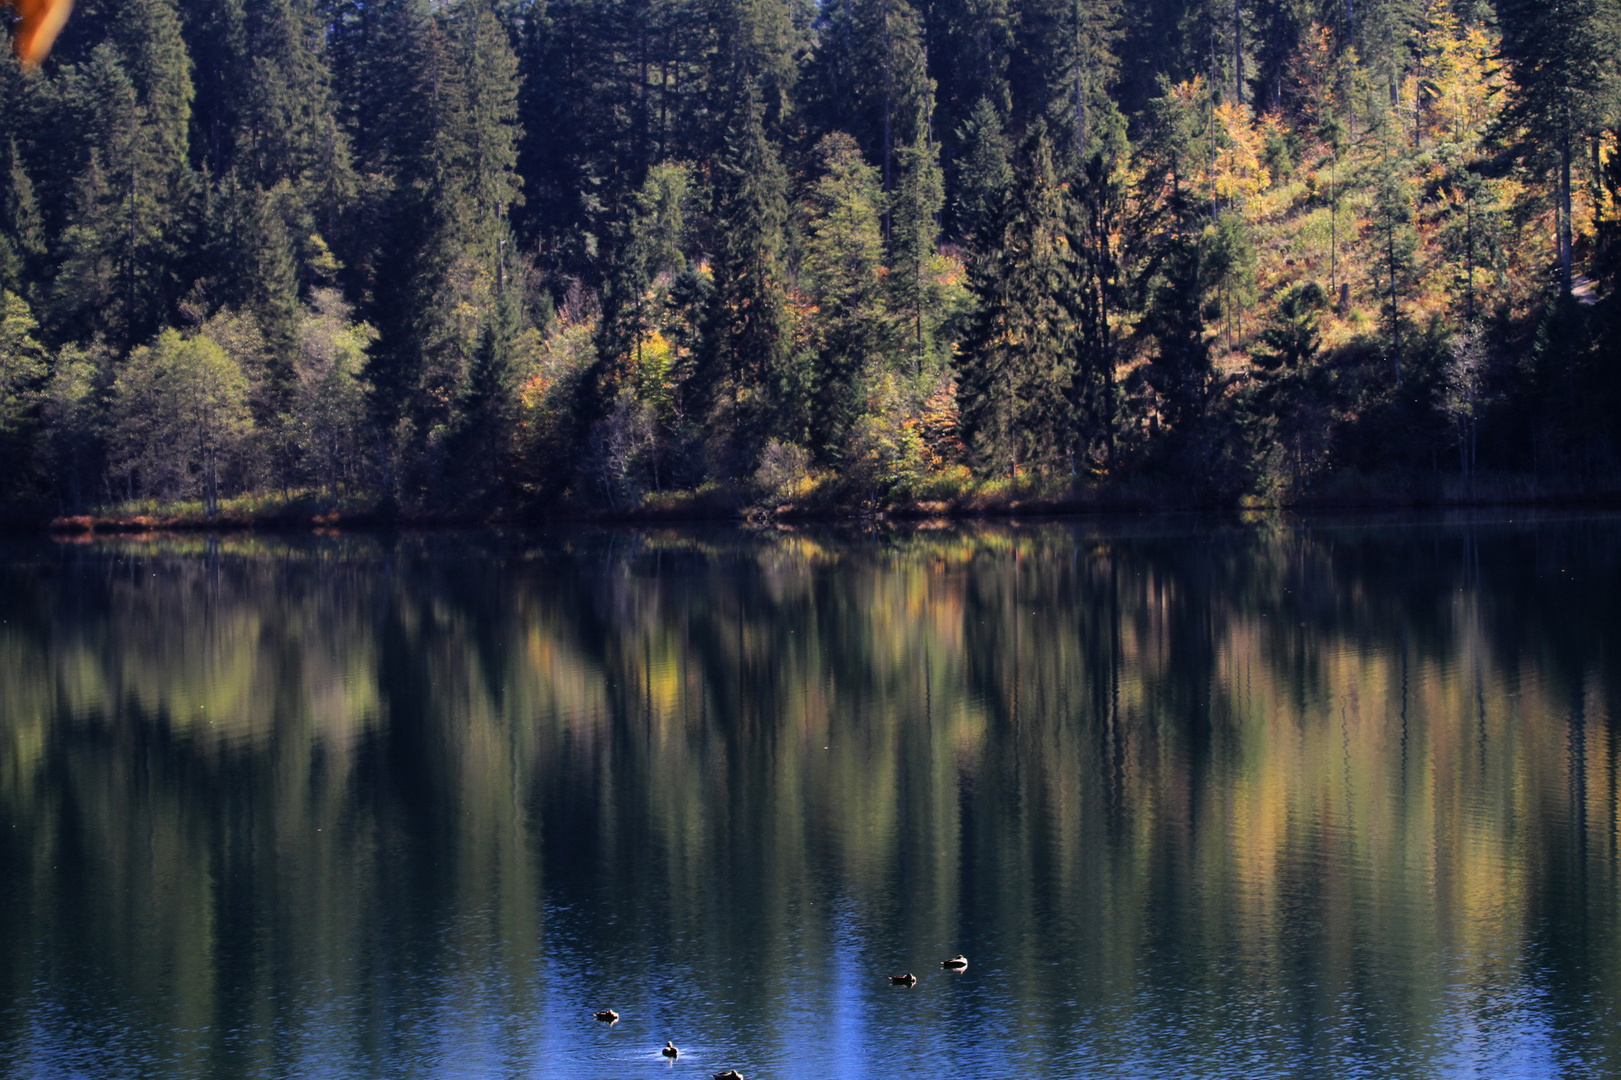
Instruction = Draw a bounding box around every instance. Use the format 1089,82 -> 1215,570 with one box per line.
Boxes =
1465,200 -> 1475,320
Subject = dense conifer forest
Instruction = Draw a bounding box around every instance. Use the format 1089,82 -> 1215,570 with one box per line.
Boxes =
0,0 -> 1618,521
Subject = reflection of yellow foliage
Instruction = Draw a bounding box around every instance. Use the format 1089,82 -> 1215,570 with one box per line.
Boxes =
8,528 -> 1621,1055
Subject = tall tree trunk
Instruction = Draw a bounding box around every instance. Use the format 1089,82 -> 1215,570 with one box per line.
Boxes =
1559,129 -> 1573,294
1233,0 -> 1243,106
881,0 -> 894,241
1465,200 -> 1475,320
1388,223 -> 1401,382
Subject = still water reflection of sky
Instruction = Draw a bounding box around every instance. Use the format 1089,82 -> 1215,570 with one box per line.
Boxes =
1,515 -> 1619,1078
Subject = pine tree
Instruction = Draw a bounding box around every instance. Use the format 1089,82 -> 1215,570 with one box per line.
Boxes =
1248,0 -> 1313,111
709,0 -> 801,132
113,0 -> 196,168
449,268 -> 522,505
920,0 -> 1013,159
1438,161 -> 1505,321
1352,0 -> 1418,115
597,160 -> 692,395
241,0 -> 353,195
1139,232 -> 1213,437
512,0 -> 616,280
180,0 -> 248,176
39,0 -> 198,348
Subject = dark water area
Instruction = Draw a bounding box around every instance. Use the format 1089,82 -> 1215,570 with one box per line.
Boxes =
2,515 -> 1621,1079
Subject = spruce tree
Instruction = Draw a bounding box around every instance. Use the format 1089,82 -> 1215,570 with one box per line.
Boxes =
955,122 -> 1078,475
807,0 -> 932,206
920,0 -> 1013,160
1139,232 -> 1213,438
49,42 -> 194,348
597,161 -> 691,395
1368,156 -> 1418,381
1011,0 -> 1120,161
360,0 -> 521,491
1069,101 -> 1127,466
179,0 -> 247,176
0,139 -> 47,297
1496,0 -> 1621,293
703,78 -> 790,471
802,132 -> 893,458
889,119 -> 947,378
952,96 -> 1013,247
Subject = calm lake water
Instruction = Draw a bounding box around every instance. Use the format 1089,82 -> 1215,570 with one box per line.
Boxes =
3,515 -> 1620,1079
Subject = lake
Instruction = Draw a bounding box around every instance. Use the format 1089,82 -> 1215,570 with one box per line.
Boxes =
2,514 -> 1619,1079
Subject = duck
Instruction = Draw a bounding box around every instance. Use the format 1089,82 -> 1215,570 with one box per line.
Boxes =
941,954 -> 968,969
662,1041 -> 679,1058
713,1072 -> 745,1080
888,972 -> 918,985
595,1009 -> 619,1023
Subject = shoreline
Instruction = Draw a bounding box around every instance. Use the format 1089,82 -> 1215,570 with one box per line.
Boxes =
16,473 -> 1621,535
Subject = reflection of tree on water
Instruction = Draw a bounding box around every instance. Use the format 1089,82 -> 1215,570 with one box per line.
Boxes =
2,517 -> 1621,1075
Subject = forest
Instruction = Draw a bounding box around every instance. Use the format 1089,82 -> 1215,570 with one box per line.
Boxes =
0,0 -> 1618,521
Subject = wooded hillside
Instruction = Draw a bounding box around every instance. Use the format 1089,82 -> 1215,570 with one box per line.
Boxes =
1,0 -> 1619,518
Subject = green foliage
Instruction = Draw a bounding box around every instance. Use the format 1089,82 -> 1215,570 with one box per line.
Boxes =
0,290 -> 49,496
108,328 -> 254,513
598,161 -> 695,386
1139,230 -> 1214,437
806,0 -> 933,192
802,132 -> 893,457
1204,212 -> 1259,349
1069,101 -> 1128,466
291,288 -> 374,499
37,342 -> 107,511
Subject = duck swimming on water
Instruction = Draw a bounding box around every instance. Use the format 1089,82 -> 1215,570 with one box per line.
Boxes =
889,973 -> 918,985
662,1042 -> 679,1058
941,955 -> 968,969
713,1071 -> 745,1080
595,1009 -> 619,1023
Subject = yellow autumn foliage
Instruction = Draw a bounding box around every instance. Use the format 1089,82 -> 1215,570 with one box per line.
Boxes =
1213,100 -> 1271,202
